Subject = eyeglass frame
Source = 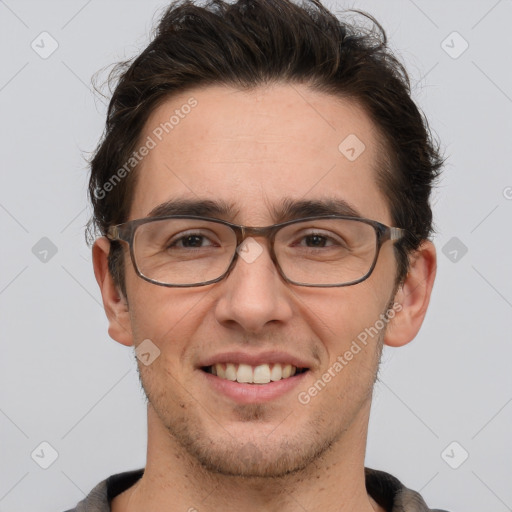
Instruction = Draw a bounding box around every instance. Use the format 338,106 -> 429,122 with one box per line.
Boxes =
106,214 -> 406,288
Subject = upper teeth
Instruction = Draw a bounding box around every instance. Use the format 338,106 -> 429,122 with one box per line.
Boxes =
209,363 -> 298,384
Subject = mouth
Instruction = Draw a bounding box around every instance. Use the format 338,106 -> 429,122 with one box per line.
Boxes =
201,363 -> 309,384
197,351 -> 313,403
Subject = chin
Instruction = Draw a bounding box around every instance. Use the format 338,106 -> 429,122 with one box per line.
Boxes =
161,410 -> 342,479
187,437 -> 332,478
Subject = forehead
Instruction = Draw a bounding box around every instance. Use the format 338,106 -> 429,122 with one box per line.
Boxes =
130,83 -> 390,225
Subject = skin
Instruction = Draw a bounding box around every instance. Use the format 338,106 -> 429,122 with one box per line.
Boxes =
93,83 -> 436,512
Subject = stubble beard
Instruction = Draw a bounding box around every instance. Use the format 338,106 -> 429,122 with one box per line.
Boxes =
137,341 -> 383,481
135,295 -> 394,480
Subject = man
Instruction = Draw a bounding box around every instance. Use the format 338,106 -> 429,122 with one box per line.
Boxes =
69,0 -> 447,510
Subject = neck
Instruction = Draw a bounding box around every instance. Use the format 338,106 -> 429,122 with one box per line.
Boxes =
112,404 -> 384,512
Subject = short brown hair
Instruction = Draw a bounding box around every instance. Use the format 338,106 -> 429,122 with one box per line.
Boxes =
87,0 -> 443,297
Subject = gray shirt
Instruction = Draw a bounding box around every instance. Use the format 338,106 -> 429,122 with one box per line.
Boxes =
63,468 -> 450,512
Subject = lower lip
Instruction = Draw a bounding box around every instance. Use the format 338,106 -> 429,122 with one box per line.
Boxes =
200,369 -> 309,404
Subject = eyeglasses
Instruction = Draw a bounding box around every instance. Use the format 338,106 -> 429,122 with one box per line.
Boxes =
106,215 -> 405,288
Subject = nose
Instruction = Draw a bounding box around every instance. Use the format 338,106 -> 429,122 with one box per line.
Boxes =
213,237 -> 294,334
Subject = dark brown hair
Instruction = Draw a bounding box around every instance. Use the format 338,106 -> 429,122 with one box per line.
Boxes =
87,0 -> 443,297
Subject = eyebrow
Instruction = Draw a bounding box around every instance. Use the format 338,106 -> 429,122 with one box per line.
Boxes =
147,198 -> 238,219
146,196 -> 362,223
273,197 -> 362,221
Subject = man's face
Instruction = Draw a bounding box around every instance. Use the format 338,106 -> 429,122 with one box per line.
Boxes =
121,84 -> 399,476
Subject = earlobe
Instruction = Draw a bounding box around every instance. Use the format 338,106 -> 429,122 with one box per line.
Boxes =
383,241 -> 437,348
92,237 -> 134,347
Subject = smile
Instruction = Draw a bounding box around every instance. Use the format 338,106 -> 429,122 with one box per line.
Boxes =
202,363 -> 308,384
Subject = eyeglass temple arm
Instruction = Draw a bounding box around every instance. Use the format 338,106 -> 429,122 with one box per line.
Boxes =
389,227 -> 405,241
106,226 -> 120,241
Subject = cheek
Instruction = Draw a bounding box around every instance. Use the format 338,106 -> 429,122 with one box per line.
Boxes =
294,290 -> 386,417
300,282 -> 391,353
128,288 -> 207,401
126,277 -> 208,354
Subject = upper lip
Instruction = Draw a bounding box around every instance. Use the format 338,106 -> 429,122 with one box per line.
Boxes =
198,351 -> 313,370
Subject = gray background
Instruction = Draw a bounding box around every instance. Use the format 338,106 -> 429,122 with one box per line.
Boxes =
1,1 -> 511,511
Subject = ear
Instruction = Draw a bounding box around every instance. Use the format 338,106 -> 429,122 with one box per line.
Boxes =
92,237 -> 134,347
384,240 -> 437,348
